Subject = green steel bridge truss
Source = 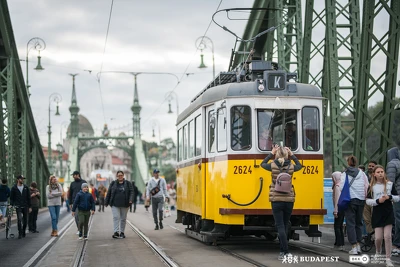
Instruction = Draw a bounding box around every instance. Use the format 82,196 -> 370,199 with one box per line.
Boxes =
0,1 -> 49,206
232,0 -> 400,170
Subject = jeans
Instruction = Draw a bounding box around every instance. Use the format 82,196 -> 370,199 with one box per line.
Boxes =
78,210 -> 91,236
29,207 -> 39,231
16,207 -> 28,234
98,197 -> 105,212
48,205 -> 61,230
66,199 -> 70,212
111,206 -> 129,233
334,211 -> 345,246
344,198 -> 365,245
393,201 -> 400,247
151,197 -> 164,224
0,201 -> 7,218
272,201 -> 294,253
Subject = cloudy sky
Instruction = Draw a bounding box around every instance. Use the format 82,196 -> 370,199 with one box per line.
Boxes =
7,0 -> 250,148
6,0 -> 400,151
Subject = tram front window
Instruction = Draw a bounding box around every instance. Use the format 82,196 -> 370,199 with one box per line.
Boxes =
257,109 -> 298,151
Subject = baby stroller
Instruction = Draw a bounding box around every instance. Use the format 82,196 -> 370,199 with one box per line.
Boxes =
360,227 -> 395,253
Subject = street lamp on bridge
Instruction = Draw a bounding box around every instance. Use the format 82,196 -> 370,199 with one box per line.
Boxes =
26,37 -> 46,96
48,93 -> 62,174
195,36 -> 215,85
56,143 -> 64,182
165,91 -> 179,115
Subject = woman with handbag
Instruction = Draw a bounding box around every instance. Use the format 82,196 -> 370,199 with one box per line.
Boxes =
261,145 -> 302,260
339,155 -> 369,255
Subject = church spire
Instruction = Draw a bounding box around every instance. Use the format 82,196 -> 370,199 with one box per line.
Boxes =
69,74 -> 80,137
131,73 -> 142,138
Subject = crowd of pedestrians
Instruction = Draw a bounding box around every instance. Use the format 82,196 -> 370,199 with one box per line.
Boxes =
0,166 -> 175,245
331,148 -> 400,267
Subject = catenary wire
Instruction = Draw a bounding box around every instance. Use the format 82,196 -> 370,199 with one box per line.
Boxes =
96,0 -> 115,124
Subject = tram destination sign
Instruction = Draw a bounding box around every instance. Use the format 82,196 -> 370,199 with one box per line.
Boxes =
267,73 -> 285,90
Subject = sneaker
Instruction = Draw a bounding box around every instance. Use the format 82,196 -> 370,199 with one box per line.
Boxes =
349,247 -> 358,255
154,224 -> 159,230
159,221 -> 163,229
392,248 -> 400,254
112,232 -> 119,238
119,232 -> 125,238
79,236 -> 83,240
356,243 -> 361,253
76,231 -> 80,235
339,246 -> 345,251
84,236 -> 88,240
278,252 -> 285,260
386,259 -> 394,267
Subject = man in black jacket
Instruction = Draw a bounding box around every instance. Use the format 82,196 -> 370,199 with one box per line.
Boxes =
68,171 -> 87,234
10,175 -> 31,239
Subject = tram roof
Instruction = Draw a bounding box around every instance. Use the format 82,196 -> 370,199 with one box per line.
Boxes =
177,81 -> 322,124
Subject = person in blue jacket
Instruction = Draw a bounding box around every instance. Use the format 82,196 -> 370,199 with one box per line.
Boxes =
72,183 -> 95,240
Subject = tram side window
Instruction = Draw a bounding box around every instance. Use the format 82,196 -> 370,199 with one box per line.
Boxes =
217,107 -> 227,152
183,125 -> 188,160
302,107 -> 320,151
195,115 -> 202,156
178,128 -> 183,161
188,120 -> 195,158
209,111 -> 216,153
231,106 -> 251,151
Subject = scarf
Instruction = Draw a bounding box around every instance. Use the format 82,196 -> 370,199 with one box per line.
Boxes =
50,183 -> 59,191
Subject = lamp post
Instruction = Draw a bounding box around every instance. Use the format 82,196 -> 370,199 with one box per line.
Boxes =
56,143 -> 64,178
165,91 -> 179,115
48,93 -> 62,174
152,120 -> 161,145
195,36 -> 215,84
26,37 -> 46,96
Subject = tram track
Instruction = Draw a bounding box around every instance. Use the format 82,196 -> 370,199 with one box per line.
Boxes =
127,220 -> 180,267
71,216 -> 95,267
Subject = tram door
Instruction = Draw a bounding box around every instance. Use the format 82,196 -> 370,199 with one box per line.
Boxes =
205,105 -> 216,218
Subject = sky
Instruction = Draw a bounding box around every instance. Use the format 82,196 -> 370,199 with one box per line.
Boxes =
6,0 -> 400,152
7,0 -> 251,149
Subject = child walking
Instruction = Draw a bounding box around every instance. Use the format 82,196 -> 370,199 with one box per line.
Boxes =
332,171 -> 345,251
72,183 -> 95,240
366,165 -> 399,267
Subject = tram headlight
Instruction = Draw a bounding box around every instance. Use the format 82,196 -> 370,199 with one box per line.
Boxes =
258,79 -> 265,92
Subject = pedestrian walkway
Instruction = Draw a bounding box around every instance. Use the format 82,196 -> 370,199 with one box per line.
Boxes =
36,207 -> 166,267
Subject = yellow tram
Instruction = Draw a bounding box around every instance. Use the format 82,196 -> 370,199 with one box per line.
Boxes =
175,60 -> 326,243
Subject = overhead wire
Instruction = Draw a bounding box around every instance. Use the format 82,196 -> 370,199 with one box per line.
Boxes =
96,0 -> 115,124
141,0 -> 224,124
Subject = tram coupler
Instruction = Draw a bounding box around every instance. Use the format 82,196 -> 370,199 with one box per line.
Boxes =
222,194 -> 230,199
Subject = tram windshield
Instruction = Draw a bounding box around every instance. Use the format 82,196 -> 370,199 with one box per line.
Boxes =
257,108 -> 320,151
257,109 -> 298,151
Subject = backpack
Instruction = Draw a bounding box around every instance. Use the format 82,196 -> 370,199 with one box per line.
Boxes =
274,162 -> 292,194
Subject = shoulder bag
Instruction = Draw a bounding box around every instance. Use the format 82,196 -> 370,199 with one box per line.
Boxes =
337,173 -> 355,212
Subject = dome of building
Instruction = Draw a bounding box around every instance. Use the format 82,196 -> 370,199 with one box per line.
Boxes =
67,114 -> 95,137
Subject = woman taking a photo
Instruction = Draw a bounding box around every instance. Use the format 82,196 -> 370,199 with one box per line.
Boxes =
261,145 -> 302,260
46,175 -> 63,237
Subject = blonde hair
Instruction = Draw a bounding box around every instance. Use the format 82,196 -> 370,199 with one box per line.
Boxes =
275,147 -> 288,165
369,165 -> 387,195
